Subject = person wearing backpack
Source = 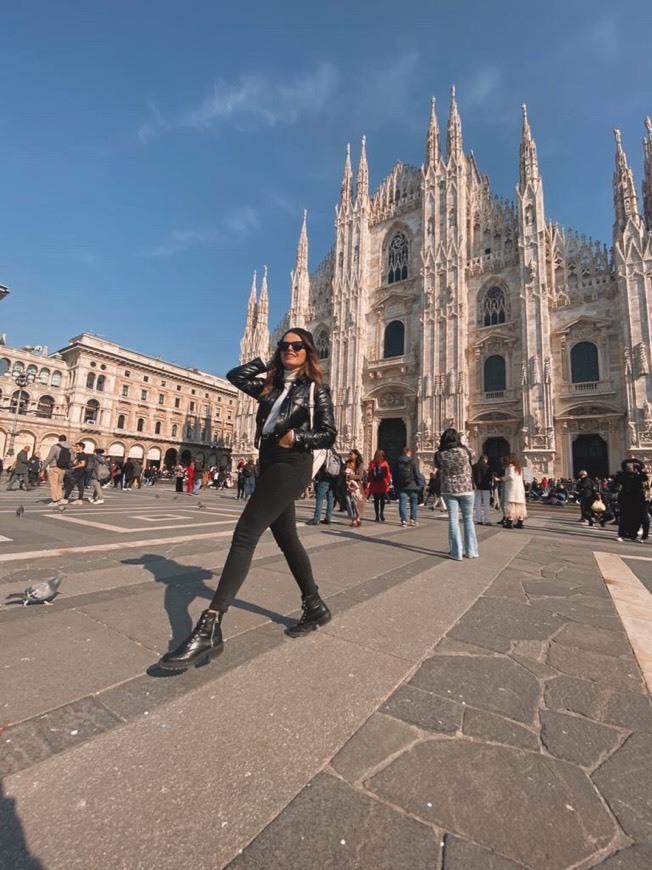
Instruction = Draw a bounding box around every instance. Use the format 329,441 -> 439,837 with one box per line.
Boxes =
305,452 -> 340,526
42,434 -> 74,504
394,446 -> 422,527
366,449 -> 392,522
87,448 -> 108,504
61,442 -> 89,505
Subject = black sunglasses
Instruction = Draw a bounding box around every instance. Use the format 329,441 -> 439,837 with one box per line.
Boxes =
278,340 -> 306,352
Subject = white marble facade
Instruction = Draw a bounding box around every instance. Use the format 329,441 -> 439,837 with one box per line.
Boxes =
237,94 -> 652,479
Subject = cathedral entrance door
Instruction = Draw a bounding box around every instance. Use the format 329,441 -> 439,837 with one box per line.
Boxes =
572,434 -> 608,479
483,437 -> 510,475
378,418 -> 407,470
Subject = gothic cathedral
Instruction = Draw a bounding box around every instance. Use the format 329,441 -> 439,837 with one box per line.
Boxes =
236,90 -> 652,479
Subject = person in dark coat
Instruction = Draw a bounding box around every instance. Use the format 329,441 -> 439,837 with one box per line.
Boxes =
613,458 -> 648,542
159,328 -> 337,671
472,454 -> 493,525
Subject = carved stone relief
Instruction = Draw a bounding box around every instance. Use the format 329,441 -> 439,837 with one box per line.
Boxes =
377,390 -> 406,409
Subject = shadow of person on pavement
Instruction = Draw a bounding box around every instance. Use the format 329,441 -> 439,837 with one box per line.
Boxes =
121,554 -> 214,654
122,554 -> 295,663
0,781 -> 46,870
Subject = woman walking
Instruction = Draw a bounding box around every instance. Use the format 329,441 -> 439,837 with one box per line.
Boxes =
344,449 -> 365,527
366,449 -> 392,522
501,453 -> 527,529
472,454 -> 493,525
435,428 -> 478,560
159,329 -> 337,670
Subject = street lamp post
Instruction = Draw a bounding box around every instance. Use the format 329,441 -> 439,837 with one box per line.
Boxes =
6,370 -> 35,457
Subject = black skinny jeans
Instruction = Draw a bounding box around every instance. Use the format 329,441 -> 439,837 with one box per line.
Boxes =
210,444 -> 317,613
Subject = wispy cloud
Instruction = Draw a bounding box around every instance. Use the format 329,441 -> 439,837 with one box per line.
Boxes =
137,101 -> 170,144
353,50 -> 422,130
141,206 -> 260,257
138,63 -> 338,141
463,66 -> 502,110
585,15 -> 620,61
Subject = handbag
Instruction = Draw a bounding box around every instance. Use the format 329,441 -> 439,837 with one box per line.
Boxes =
308,382 -> 340,479
591,497 -> 606,513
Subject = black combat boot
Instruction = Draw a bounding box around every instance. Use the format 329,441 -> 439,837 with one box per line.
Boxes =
159,609 -> 224,670
285,593 -> 331,638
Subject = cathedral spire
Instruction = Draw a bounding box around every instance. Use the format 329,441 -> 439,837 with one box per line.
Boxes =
246,270 -> 257,327
613,128 -> 641,234
289,212 -> 310,327
425,97 -> 440,169
258,265 -> 269,324
519,104 -> 540,191
643,116 -> 652,230
355,136 -> 369,205
446,85 -> 463,163
340,143 -> 353,205
296,209 -> 308,273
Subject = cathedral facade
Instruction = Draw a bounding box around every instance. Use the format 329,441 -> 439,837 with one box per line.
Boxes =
236,92 -> 652,479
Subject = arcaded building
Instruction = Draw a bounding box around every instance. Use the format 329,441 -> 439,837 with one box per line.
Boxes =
0,333 -> 237,470
236,92 -> 652,479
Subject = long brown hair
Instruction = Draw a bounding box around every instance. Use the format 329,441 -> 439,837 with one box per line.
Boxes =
502,453 -> 522,474
260,329 -> 324,397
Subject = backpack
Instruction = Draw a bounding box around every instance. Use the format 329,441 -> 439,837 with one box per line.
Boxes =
395,459 -> 415,488
56,445 -> 72,469
323,449 -> 341,478
97,457 -> 111,483
372,463 -> 385,482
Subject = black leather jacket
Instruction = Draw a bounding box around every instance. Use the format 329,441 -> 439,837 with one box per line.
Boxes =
227,358 -> 337,451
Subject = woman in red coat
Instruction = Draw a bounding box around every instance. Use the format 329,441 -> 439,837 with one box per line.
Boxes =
366,449 -> 392,522
185,462 -> 195,494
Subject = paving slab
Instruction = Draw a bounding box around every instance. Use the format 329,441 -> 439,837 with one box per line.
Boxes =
0,609 -> 156,723
380,684 -> 463,733
592,731 -> 652,842
442,834 -> 527,869
368,741 -> 619,869
544,675 -> 652,732
462,708 -> 540,751
4,634 -> 410,869
593,843 -> 652,868
539,709 -> 624,768
547,641 -> 646,693
411,654 -> 541,724
330,711 -> 421,785
227,772 -> 440,869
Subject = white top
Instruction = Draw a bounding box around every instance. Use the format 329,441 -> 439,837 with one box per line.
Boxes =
262,370 -> 298,435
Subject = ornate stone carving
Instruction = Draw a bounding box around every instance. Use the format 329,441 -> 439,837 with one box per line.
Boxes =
636,342 -> 649,377
377,390 -> 405,409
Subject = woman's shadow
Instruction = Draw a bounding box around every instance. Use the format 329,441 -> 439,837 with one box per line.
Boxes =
0,781 -> 45,869
122,554 -> 294,676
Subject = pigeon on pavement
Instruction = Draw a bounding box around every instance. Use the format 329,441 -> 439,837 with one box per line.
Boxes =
197,500 -> 207,510
16,505 -> 24,517
5,576 -> 63,606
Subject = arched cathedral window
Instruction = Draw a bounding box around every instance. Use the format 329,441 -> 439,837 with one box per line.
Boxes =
383,320 -> 405,358
481,286 -> 507,327
570,342 -> 599,383
315,329 -> 329,360
387,233 -> 408,284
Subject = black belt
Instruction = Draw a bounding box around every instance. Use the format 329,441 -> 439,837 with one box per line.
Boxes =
259,433 -> 278,442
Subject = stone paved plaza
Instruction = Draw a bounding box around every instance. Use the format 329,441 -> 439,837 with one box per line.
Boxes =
0,485 -> 651,869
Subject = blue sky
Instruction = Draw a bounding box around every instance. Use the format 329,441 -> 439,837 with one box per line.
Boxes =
1,1 -> 650,377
